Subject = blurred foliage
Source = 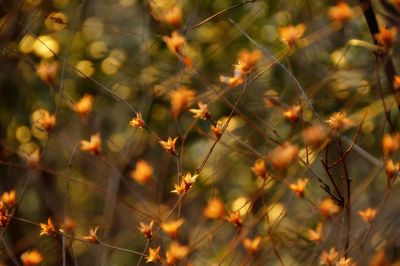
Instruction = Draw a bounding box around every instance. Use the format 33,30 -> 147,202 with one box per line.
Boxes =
1,0 -> 400,265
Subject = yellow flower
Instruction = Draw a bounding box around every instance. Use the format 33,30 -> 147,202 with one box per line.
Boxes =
80,133 -> 102,155
289,178 -> 309,197
159,137 -> 178,156
40,218 -> 57,237
82,226 -> 99,243
242,236 -> 262,255
74,94 -> 93,116
21,250 -> 44,266
146,246 -> 161,263
189,102 -> 211,120
161,219 -> 184,238
358,207 -> 377,224
138,221 -> 154,240
129,112 -> 146,129
278,24 -> 306,47
203,198 -> 225,219
130,160 -> 153,185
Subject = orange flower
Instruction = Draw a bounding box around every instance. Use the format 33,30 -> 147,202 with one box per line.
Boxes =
394,75 -> 400,90
37,111 -> 56,132
283,105 -> 301,122
268,142 -> 299,169
236,49 -> 263,75
163,31 -> 186,55
170,87 -> 196,118
319,247 -> 338,266
40,218 -> 57,237
189,102 -> 211,120
0,207 -> 8,227
171,182 -> 186,196
80,133 -> 102,155
24,149 -> 40,168
1,190 -> 16,208
326,112 -> 353,131
210,120 -> 223,139
37,60 -> 59,85
219,75 -> 244,87
74,94 -> 93,116
369,250 -> 389,266
374,26 -> 397,49
382,133 -> 399,156
204,198 -> 225,219
337,256 -> 353,266
61,216 -> 76,234
165,242 -> 190,265
21,250 -> 44,266
307,222 -> 323,242
146,246 -> 161,263
289,178 -> 309,197
172,172 -> 198,195
278,24 -> 306,47
159,137 -> 178,156
303,124 -> 328,147
319,198 -> 340,218
130,160 -> 153,185
385,159 -> 399,183
225,211 -> 242,228
242,236 -> 262,255
82,226 -> 99,243
328,2 -> 353,24
163,5 -> 182,27
390,0 -> 400,10
138,220 -> 154,240
129,112 -> 145,129
251,159 -> 267,179
161,219 -> 184,238
358,207 -> 377,224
